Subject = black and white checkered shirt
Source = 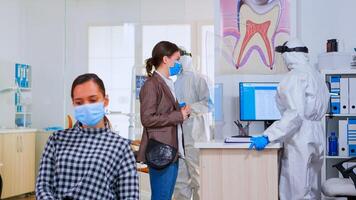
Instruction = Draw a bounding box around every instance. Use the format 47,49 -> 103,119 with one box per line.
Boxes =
36,122 -> 139,200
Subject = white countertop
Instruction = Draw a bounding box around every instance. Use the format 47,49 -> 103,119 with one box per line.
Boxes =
0,128 -> 38,134
195,140 -> 282,149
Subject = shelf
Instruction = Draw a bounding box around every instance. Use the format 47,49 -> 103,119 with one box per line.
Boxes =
15,112 -> 32,115
0,87 -> 31,93
322,68 -> 356,185
321,68 -> 356,75
19,87 -> 31,91
0,88 -> 15,93
0,62 -> 32,129
326,156 -> 354,159
326,113 -> 356,117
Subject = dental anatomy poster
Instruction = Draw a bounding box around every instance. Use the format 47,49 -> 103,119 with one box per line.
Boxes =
217,0 -> 290,74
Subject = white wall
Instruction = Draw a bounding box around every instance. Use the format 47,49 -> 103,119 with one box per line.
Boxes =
299,0 -> 356,65
0,1 -> 25,62
24,0 -> 66,128
0,0 -> 66,128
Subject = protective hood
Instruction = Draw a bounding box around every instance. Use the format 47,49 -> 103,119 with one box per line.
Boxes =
180,55 -> 194,72
281,38 -> 310,70
178,46 -> 194,72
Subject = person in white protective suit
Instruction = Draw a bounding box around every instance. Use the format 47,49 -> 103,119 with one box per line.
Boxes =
173,48 -> 212,200
249,38 -> 330,200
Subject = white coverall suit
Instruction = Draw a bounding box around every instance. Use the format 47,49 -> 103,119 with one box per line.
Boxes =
173,54 -> 211,200
264,39 -> 330,200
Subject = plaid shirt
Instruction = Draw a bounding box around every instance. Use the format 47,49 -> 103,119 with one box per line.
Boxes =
36,122 -> 139,200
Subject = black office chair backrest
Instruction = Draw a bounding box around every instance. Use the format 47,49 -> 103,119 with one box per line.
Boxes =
333,157 -> 356,190
0,175 -> 3,199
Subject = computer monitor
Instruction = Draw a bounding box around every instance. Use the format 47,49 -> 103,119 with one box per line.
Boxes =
239,82 -> 281,121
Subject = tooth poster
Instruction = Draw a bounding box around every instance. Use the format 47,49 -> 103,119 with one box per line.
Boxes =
217,0 -> 290,74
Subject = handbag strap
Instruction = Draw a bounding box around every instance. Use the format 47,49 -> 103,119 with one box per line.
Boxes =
145,128 -> 149,139
145,125 -> 180,150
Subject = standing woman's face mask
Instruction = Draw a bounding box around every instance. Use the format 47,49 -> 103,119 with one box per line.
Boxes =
169,61 -> 182,76
72,80 -> 109,127
163,51 -> 182,76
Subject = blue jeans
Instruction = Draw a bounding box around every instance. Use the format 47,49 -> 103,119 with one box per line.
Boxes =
149,161 -> 179,200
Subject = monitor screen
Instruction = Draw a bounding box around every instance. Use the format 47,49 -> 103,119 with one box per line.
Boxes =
239,82 -> 281,121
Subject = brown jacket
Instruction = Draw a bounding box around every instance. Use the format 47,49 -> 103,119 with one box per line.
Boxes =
137,72 -> 184,162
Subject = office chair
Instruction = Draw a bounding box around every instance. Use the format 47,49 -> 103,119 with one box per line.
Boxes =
322,157 -> 356,200
0,174 -> 2,199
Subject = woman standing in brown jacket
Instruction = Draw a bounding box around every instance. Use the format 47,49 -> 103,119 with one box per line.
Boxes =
137,41 -> 191,200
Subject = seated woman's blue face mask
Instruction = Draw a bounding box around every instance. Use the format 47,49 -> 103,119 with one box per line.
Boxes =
72,80 -> 108,127
74,102 -> 105,126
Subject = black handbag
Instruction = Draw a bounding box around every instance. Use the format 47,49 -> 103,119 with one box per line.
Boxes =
145,129 -> 177,170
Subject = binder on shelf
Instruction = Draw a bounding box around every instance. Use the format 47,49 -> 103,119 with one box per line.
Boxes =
329,76 -> 341,114
339,120 -> 348,157
348,120 -> 356,156
340,78 -> 349,114
15,63 -> 21,87
14,91 -> 20,106
14,63 -> 30,88
349,78 -> 356,114
22,64 -> 26,88
20,64 -> 23,87
25,65 -> 30,88
21,64 -> 25,88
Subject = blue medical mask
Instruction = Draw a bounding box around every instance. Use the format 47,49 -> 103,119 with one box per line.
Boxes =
74,102 -> 105,127
169,61 -> 182,76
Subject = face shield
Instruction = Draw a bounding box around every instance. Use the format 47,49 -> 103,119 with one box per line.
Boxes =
179,49 -> 192,57
275,40 -> 310,69
178,48 -> 194,72
275,41 -> 309,54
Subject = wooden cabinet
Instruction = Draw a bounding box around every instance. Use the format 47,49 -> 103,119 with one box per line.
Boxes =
0,132 -> 35,199
196,142 -> 281,200
20,133 -> 36,194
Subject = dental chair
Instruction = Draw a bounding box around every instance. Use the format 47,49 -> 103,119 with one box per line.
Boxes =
322,157 -> 356,200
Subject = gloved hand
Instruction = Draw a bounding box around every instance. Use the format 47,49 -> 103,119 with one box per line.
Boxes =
178,102 -> 186,108
249,135 -> 269,151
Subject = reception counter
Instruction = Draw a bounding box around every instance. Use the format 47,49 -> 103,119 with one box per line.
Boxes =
195,141 -> 282,200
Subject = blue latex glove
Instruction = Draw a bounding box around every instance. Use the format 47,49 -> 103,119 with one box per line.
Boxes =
178,102 -> 186,108
249,135 -> 270,151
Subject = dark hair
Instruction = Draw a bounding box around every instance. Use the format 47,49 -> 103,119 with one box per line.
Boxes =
71,73 -> 106,98
145,41 -> 179,77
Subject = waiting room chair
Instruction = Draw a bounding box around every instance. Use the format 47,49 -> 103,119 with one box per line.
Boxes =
322,157 -> 356,200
